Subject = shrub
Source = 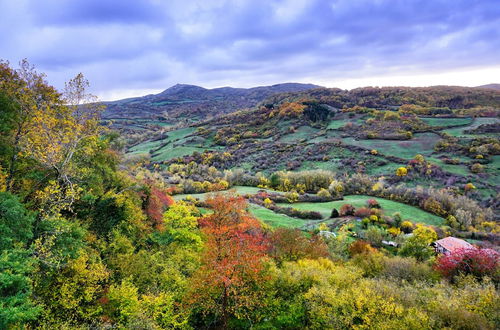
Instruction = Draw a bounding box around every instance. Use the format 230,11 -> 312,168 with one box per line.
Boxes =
316,188 -> 331,198
470,163 -> 484,173
383,111 -> 400,121
330,208 -> 339,218
435,248 -> 499,282
398,225 -> 437,261
328,180 -> 344,197
354,207 -> 371,218
421,197 -> 446,216
269,228 -> 329,263
400,221 -> 414,233
351,251 -> 385,277
349,240 -> 376,256
396,167 -> 408,177
392,212 -> 402,227
445,215 -> 459,229
285,191 -> 299,203
362,226 -> 389,248
464,183 -> 476,192
388,227 -> 401,237
381,256 -> 438,283
263,198 -> 273,208
339,204 -> 355,216
366,199 -> 380,208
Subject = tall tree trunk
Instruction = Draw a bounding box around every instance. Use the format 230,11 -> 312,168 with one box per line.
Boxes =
222,285 -> 228,330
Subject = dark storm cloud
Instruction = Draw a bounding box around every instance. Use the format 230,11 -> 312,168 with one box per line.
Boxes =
1,0 -> 499,98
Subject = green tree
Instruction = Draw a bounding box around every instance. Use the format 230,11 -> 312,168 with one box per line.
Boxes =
399,225 -> 437,261
0,249 -> 40,328
0,192 -> 39,328
0,192 -> 34,250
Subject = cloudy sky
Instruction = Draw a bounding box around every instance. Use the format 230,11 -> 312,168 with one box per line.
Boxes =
1,0 -> 499,100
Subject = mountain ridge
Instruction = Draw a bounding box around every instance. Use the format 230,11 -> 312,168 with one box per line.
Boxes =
102,82 -> 322,121
476,83 -> 500,90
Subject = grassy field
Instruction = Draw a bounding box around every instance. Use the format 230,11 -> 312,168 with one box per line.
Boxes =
127,127 -> 207,161
175,190 -> 445,227
278,126 -> 320,142
327,119 -> 350,130
420,117 -> 473,127
427,157 -> 470,176
248,204 -> 307,228
443,118 -> 499,137
173,186 -> 279,201
343,133 -> 440,160
152,146 -> 212,162
277,195 -> 444,226
128,139 -> 164,154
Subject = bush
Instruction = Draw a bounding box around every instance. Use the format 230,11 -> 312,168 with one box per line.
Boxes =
381,256 -> 439,283
354,207 -> 371,218
435,248 -> 499,282
387,227 -> 401,237
349,240 -> 376,256
366,199 -> 380,208
328,180 -> 344,197
396,167 -> 408,176
400,221 -> 414,233
362,226 -> 389,248
398,225 -> 437,261
316,188 -> 331,198
270,228 -> 329,263
351,251 -> 385,277
470,163 -> 484,173
339,204 -> 355,216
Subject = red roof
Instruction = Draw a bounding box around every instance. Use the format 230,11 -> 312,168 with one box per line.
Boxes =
434,237 -> 474,252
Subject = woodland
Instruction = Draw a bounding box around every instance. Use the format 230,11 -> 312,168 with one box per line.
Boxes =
0,60 -> 499,329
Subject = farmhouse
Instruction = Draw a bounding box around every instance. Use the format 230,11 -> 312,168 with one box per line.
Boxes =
432,237 -> 474,255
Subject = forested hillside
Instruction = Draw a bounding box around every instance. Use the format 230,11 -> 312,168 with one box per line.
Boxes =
1,61 -> 499,329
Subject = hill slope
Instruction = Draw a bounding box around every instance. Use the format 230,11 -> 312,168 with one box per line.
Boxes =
103,82 -> 321,121
476,83 -> 500,90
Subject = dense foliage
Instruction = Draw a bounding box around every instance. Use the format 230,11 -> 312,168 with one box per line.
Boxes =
1,61 -> 499,329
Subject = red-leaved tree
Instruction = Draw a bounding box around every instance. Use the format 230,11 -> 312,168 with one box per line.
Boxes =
435,248 -> 499,281
186,194 -> 269,328
269,228 -> 329,263
145,186 -> 174,230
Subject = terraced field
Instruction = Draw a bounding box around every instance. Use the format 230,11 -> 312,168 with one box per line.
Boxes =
343,132 -> 440,160
442,117 -> 499,137
277,195 -> 444,226
420,117 -> 473,127
248,204 -> 307,228
127,127 -> 220,161
278,126 -> 320,142
172,186 -> 279,201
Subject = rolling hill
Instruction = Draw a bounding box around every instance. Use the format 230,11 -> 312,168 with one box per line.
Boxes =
476,83 -> 500,90
102,82 -> 321,122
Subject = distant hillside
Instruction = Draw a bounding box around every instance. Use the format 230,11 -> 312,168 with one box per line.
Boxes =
261,85 -> 500,110
102,83 -> 321,121
476,83 -> 500,91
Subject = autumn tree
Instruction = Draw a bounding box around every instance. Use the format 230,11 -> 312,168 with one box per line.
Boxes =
269,228 -> 329,264
0,61 -> 104,217
0,60 -> 60,192
399,225 -> 437,261
435,248 -> 499,282
186,194 -> 269,328
28,73 -> 104,216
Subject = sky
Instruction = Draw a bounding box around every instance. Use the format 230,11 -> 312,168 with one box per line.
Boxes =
1,0 -> 499,100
